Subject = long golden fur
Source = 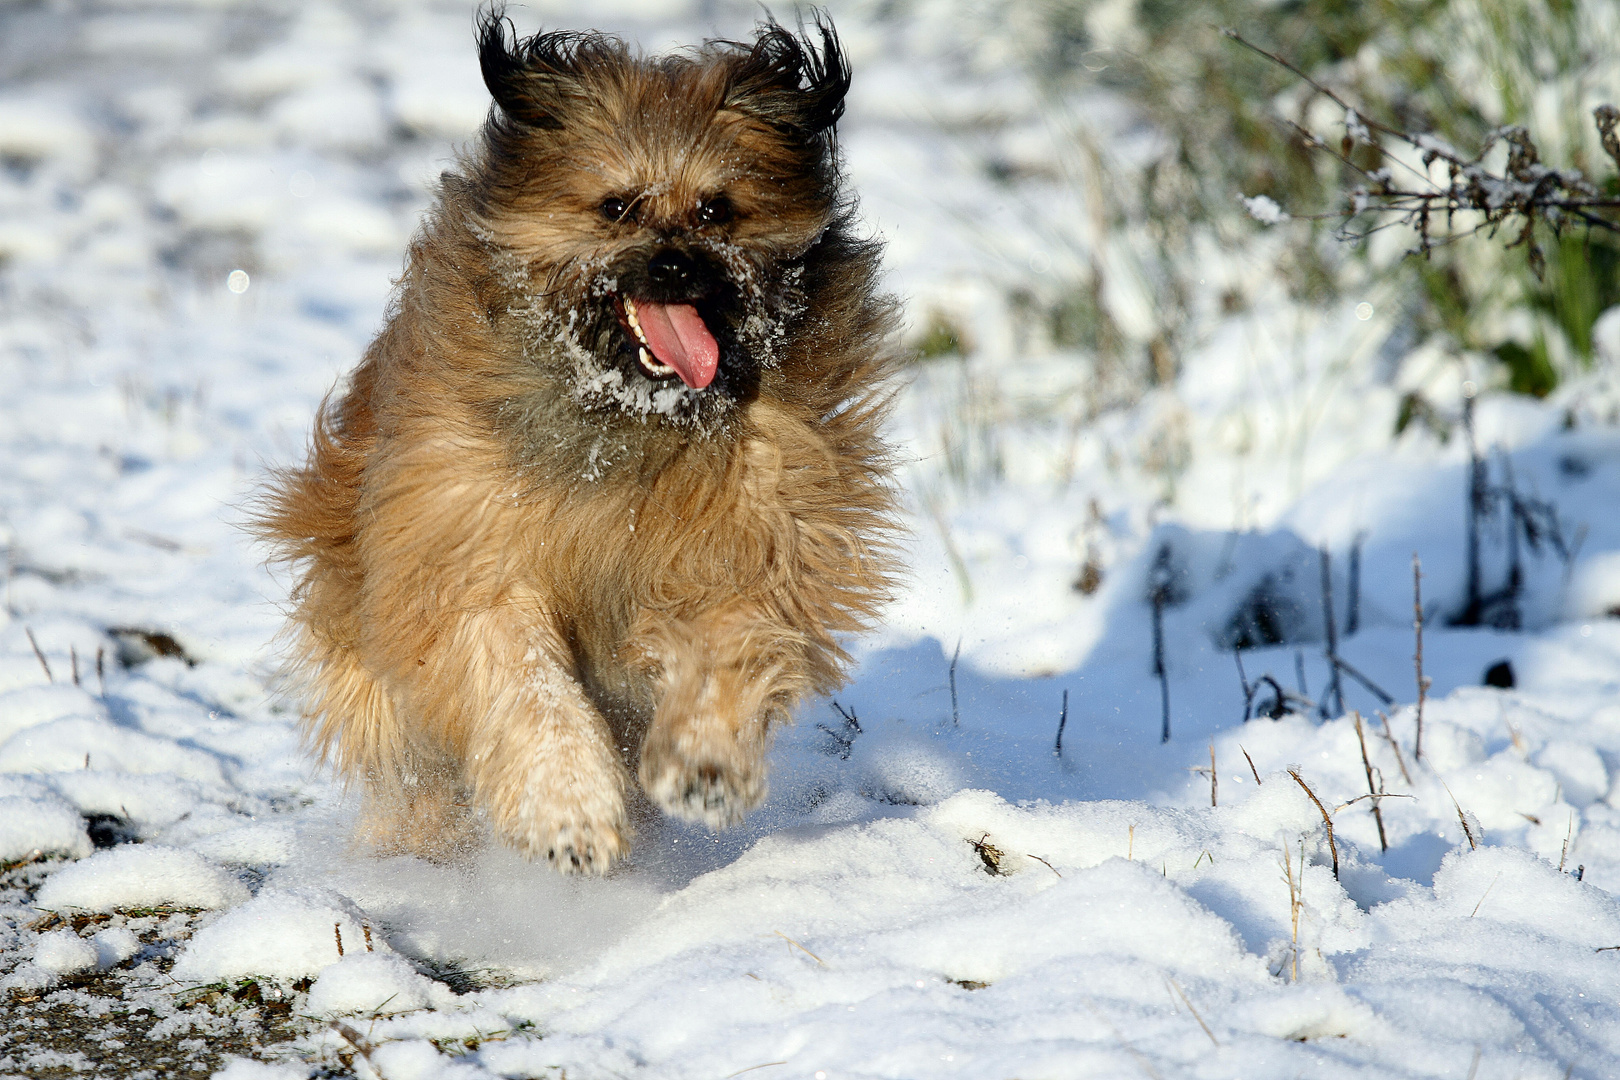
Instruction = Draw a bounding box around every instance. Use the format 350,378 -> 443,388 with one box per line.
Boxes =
257,8 -> 900,873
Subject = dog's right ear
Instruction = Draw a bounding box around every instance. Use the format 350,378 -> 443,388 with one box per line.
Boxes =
477,4 -> 609,131
725,15 -> 851,142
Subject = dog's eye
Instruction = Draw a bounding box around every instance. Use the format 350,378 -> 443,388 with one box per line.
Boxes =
600,197 -> 631,223
696,196 -> 732,226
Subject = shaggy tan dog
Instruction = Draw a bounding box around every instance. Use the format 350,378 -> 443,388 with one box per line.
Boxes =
258,8 -> 900,873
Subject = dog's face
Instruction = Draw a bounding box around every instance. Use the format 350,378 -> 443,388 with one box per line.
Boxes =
470,15 -> 851,426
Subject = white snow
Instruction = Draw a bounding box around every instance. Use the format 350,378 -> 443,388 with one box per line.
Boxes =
304,953 -> 456,1018
213,1061 -> 311,1080
89,926 -> 142,970
2,0 -> 1620,1077
35,845 -> 249,913
1244,195 -> 1290,226
0,793 -> 92,864
172,887 -> 396,983
29,930 -> 98,977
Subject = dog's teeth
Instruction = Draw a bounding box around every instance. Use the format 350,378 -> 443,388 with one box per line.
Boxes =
638,346 -> 676,376
622,297 -> 651,346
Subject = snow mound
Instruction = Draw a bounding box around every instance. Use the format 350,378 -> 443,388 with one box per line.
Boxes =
32,929 -> 99,976
191,821 -> 297,866
211,1059 -> 311,1080
91,926 -> 142,969
304,952 -> 454,1017
35,844 -> 248,912
0,715 -> 230,786
0,94 -> 94,172
0,683 -> 107,743
172,886 -> 388,983
366,1040 -> 480,1080
0,793 -> 92,862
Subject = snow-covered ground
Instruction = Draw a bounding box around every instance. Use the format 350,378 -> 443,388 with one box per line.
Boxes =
5,1 -> 1620,1077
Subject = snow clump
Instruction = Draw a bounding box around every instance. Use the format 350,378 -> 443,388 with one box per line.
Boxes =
172,886 -> 391,983
304,952 -> 455,1017
0,792 -> 92,863
31,929 -> 99,976
1242,193 -> 1290,224
35,844 -> 248,912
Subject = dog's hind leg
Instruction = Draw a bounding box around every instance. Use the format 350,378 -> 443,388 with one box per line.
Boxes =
290,626 -> 479,861
356,753 -> 478,862
634,606 -> 811,830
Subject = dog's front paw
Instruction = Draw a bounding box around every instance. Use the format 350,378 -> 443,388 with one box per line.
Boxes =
540,815 -> 627,875
639,739 -> 765,830
490,791 -> 629,875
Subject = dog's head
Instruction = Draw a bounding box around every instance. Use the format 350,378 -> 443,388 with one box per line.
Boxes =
467,7 -> 851,424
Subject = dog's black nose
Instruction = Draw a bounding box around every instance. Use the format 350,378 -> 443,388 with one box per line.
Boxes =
647,249 -> 694,288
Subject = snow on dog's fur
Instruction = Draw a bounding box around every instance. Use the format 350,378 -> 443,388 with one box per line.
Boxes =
258,6 -> 900,873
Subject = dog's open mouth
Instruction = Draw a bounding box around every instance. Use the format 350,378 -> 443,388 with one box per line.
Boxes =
617,297 -> 719,389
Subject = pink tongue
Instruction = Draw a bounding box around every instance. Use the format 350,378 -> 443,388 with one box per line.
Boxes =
636,301 -> 719,389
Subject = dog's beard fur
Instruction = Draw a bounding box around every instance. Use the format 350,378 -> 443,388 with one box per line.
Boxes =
257,8 -> 900,874
487,224 -> 810,458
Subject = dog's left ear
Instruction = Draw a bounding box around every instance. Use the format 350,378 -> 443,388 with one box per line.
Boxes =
477,4 -> 619,131
725,15 -> 851,142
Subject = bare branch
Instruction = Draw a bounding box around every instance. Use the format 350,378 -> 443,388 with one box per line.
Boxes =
1223,29 -> 1620,268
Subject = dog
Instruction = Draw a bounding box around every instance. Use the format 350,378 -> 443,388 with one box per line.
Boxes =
258,7 -> 900,873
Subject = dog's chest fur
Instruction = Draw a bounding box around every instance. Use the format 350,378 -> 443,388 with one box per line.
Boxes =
356,322 -> 878,734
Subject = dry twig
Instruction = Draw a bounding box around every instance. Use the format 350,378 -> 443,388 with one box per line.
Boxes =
1280,839 -> 1305,983
1241,745 -> 1262,785
1027,853 -> 1062,878
774,931 -> 827,967
1351,711 -> 1389,853
949,639 -> 961,727
1167,977 -> 1219,1046
1055,688 -> 1068,757
1376,710 -> 1414,786
1318,548 -> 1344,718
1413,555 -> 1428,762
1443,782 -> 1480,849
25,626 -> 52,683
1289,768 -> 1340,879
1223,28 -> 1620,275
1470,873 -> 1502,918
1148,543 -> 1175,742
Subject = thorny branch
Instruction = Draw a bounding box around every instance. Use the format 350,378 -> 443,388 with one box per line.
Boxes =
1224,28 -> 1620,278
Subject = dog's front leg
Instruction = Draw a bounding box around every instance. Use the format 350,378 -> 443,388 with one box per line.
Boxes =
634,607 -> 806,829
446,613 -> 632,873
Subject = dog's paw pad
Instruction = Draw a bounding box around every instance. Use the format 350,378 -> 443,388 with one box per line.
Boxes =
546,841 -> 601,874
646,760 -> 762,830
508,814 -> 626,875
